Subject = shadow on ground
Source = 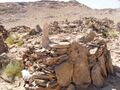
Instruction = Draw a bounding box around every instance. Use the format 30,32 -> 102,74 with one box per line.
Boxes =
75,65 -> 120,90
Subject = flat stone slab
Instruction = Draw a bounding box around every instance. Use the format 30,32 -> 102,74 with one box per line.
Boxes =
49,42 -> 70,49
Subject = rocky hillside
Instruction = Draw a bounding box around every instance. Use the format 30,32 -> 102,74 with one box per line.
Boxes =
0,0 -> 120,29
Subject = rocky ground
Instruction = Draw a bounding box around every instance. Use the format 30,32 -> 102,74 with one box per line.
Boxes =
0,1 -> 120,90
0,16 -> 120,90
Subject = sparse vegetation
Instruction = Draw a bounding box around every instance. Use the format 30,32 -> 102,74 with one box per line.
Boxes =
5,33 -> 24,46
102,30 -> 118,38
4,59 -> 24,78
16,41 -> 24,46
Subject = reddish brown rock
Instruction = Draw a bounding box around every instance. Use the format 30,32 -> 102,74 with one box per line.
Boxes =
91,62 -> 105,87
80,30 -> 96,43
68,42 -> 91,87
105,50 -> 114,74
55,61 -> 73,87
98,54 -> 107,78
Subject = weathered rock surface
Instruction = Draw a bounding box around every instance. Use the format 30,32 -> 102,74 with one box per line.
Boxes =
66,84 -> 75,90
42,23 -> 50,48
91,62 -> 104,87
55,61 -> 73,87
68,42 -> 91,87
0,36 -> 8,54
0,25 -> 9,39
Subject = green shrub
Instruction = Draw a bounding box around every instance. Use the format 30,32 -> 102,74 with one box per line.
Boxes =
4,60 -> 24,78
108,30 -> 118,38
5,36 -> 15,45
5,33 -> 24,46
16,41 -> 24,46
5,33 -> 20,45
102,30 -> 118,38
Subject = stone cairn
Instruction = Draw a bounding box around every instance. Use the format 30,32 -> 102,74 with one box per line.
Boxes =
23,22 -> 114,90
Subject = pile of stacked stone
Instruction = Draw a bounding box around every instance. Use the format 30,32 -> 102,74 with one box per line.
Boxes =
49,17 -> 115,36
23,23 -> 113,90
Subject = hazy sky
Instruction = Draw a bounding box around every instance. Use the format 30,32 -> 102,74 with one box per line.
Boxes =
0,0 -> 120,9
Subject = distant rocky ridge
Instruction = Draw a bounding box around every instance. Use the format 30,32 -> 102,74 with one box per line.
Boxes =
0,0 -> 90,15
0,0 -> 120,29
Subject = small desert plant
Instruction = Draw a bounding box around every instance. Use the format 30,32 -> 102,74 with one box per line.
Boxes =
108,30 -> 118,38
102,29 -> 118,38
5,33 -> 25,46
4,59 -> 24,78
5,37 -> 15,45
5,33 -> 20,45
16,41 -> 24,46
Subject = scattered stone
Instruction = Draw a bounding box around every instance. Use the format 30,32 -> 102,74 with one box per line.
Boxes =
49,17 -> 115,36
82,31 -> 96,43
89,47 -> 98,55
21,69 -> 32,80
29,29 -> 38,35
49,42 -> 70,49
10,47 -> 17,53
36,24 -> 42,33
10,26 -> 31,33
0,53 -> 9,69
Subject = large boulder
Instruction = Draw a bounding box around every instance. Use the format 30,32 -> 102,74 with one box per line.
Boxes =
55,61 -> 73,87
68,42 -> 91,87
